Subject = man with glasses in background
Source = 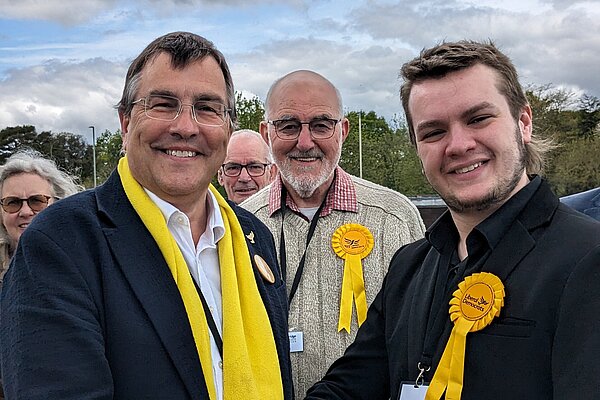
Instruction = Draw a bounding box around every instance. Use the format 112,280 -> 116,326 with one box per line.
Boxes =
218,129 -> 277,204
0,32 -> 292,400
241,69 -> 425,398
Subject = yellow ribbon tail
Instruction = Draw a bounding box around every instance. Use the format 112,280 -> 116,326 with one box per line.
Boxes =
337,255 -> 368,332
425,330 -> 454,400
337,259 -> 353,333
349,255 -> 368,326
425,319 -> 474,400
446,319 -> 472,399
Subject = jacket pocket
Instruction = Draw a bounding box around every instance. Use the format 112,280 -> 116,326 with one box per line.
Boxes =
478,316 -> 536,338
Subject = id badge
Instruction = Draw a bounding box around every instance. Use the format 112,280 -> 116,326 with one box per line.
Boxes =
288,330 -> 304,353
398,381 -> 429,400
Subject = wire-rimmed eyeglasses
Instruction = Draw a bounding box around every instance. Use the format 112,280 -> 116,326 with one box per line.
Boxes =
1,194 -> 52,214
132,94 -> 231,127
221,163 -> 270,177
267,118 -> 341,140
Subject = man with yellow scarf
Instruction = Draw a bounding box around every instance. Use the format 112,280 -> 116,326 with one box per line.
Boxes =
0,32 -> 292,400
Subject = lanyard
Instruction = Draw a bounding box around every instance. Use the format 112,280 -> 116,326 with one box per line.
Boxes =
279,177 -> 334,307
191,277 -> 223,358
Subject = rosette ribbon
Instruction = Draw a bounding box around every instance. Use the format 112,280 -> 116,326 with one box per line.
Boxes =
425,272 -> 505,400
331,223 -> 374,333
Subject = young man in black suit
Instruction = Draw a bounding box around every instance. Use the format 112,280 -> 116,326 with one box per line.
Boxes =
306,40 -> 600,400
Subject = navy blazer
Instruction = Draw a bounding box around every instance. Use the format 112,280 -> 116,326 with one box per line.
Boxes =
0,171 -> 293,400
307,180 -> 600,399
561,186 -> 600,221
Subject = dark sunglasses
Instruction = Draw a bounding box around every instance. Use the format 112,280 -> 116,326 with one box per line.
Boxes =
0,194 -> 52,213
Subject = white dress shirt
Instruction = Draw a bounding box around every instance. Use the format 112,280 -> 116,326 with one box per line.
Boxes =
145,189 -> 225,400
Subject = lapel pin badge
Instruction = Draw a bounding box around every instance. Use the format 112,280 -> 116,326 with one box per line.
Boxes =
254,254 -> 275,284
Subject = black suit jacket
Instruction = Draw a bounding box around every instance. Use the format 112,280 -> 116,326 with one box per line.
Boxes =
307,180 -> 600,399
0,171 -> 293,400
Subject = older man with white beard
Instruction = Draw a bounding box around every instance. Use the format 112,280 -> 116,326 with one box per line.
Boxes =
240,70 -> 425,398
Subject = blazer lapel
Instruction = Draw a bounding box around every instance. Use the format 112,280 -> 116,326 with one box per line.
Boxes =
96,172 -> 209,399
480,220 -> 535,281
482,180 -> 557,281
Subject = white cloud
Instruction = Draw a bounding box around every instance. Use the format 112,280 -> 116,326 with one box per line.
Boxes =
0,0 -> 117,25
345,1 -> 600,101
0,0 -> 309,25
0,59 -> 124,141
230,37 -> 414,122
1,0 -> 599,138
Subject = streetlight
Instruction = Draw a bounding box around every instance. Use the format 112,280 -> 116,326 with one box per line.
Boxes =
358,111 -> 363,178
89,126 -> 97,187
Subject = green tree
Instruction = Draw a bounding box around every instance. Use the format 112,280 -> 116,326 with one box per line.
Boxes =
49,131 -> 93,186
526,84 -> 579,143
95,129 -> 123,184
0,125 -> 91,186
577,94 -> 600,139
235,92 -> 265,131
526,85 -> 579,191
0,125 -> 38,162
341,111 -> 433,196
550,136 -> 600,196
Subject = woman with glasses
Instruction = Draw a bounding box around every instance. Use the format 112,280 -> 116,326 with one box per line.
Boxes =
0,150 -> 82,280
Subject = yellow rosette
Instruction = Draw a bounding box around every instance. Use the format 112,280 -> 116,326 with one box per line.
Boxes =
332,223 -> 374,333
426,272 -> 505,400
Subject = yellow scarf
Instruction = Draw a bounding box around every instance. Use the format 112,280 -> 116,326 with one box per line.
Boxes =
118,157 -> 283,400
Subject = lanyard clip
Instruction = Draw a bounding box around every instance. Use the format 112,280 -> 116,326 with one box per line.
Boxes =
415,362 -> 430,388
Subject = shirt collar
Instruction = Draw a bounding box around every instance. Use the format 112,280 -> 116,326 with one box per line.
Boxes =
267,166 -> 358,218
144,188 -> 225,244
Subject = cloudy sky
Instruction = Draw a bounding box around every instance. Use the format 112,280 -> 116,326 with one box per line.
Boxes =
1,0 -> 599,143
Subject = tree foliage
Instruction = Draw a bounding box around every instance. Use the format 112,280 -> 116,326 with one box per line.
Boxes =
235,93 -> 265,131
550,136 -> 600,195
0,125 -> 91,186
341,111 -> 434,196
577,94 -> 600,139
525,85 -> 599,196
0,125 -> 38,163
526,84 -> 578,142
95,129 -> 123,183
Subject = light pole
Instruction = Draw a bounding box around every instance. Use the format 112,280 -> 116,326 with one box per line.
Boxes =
89,126 -> 97,187
358,111 -> 363,178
